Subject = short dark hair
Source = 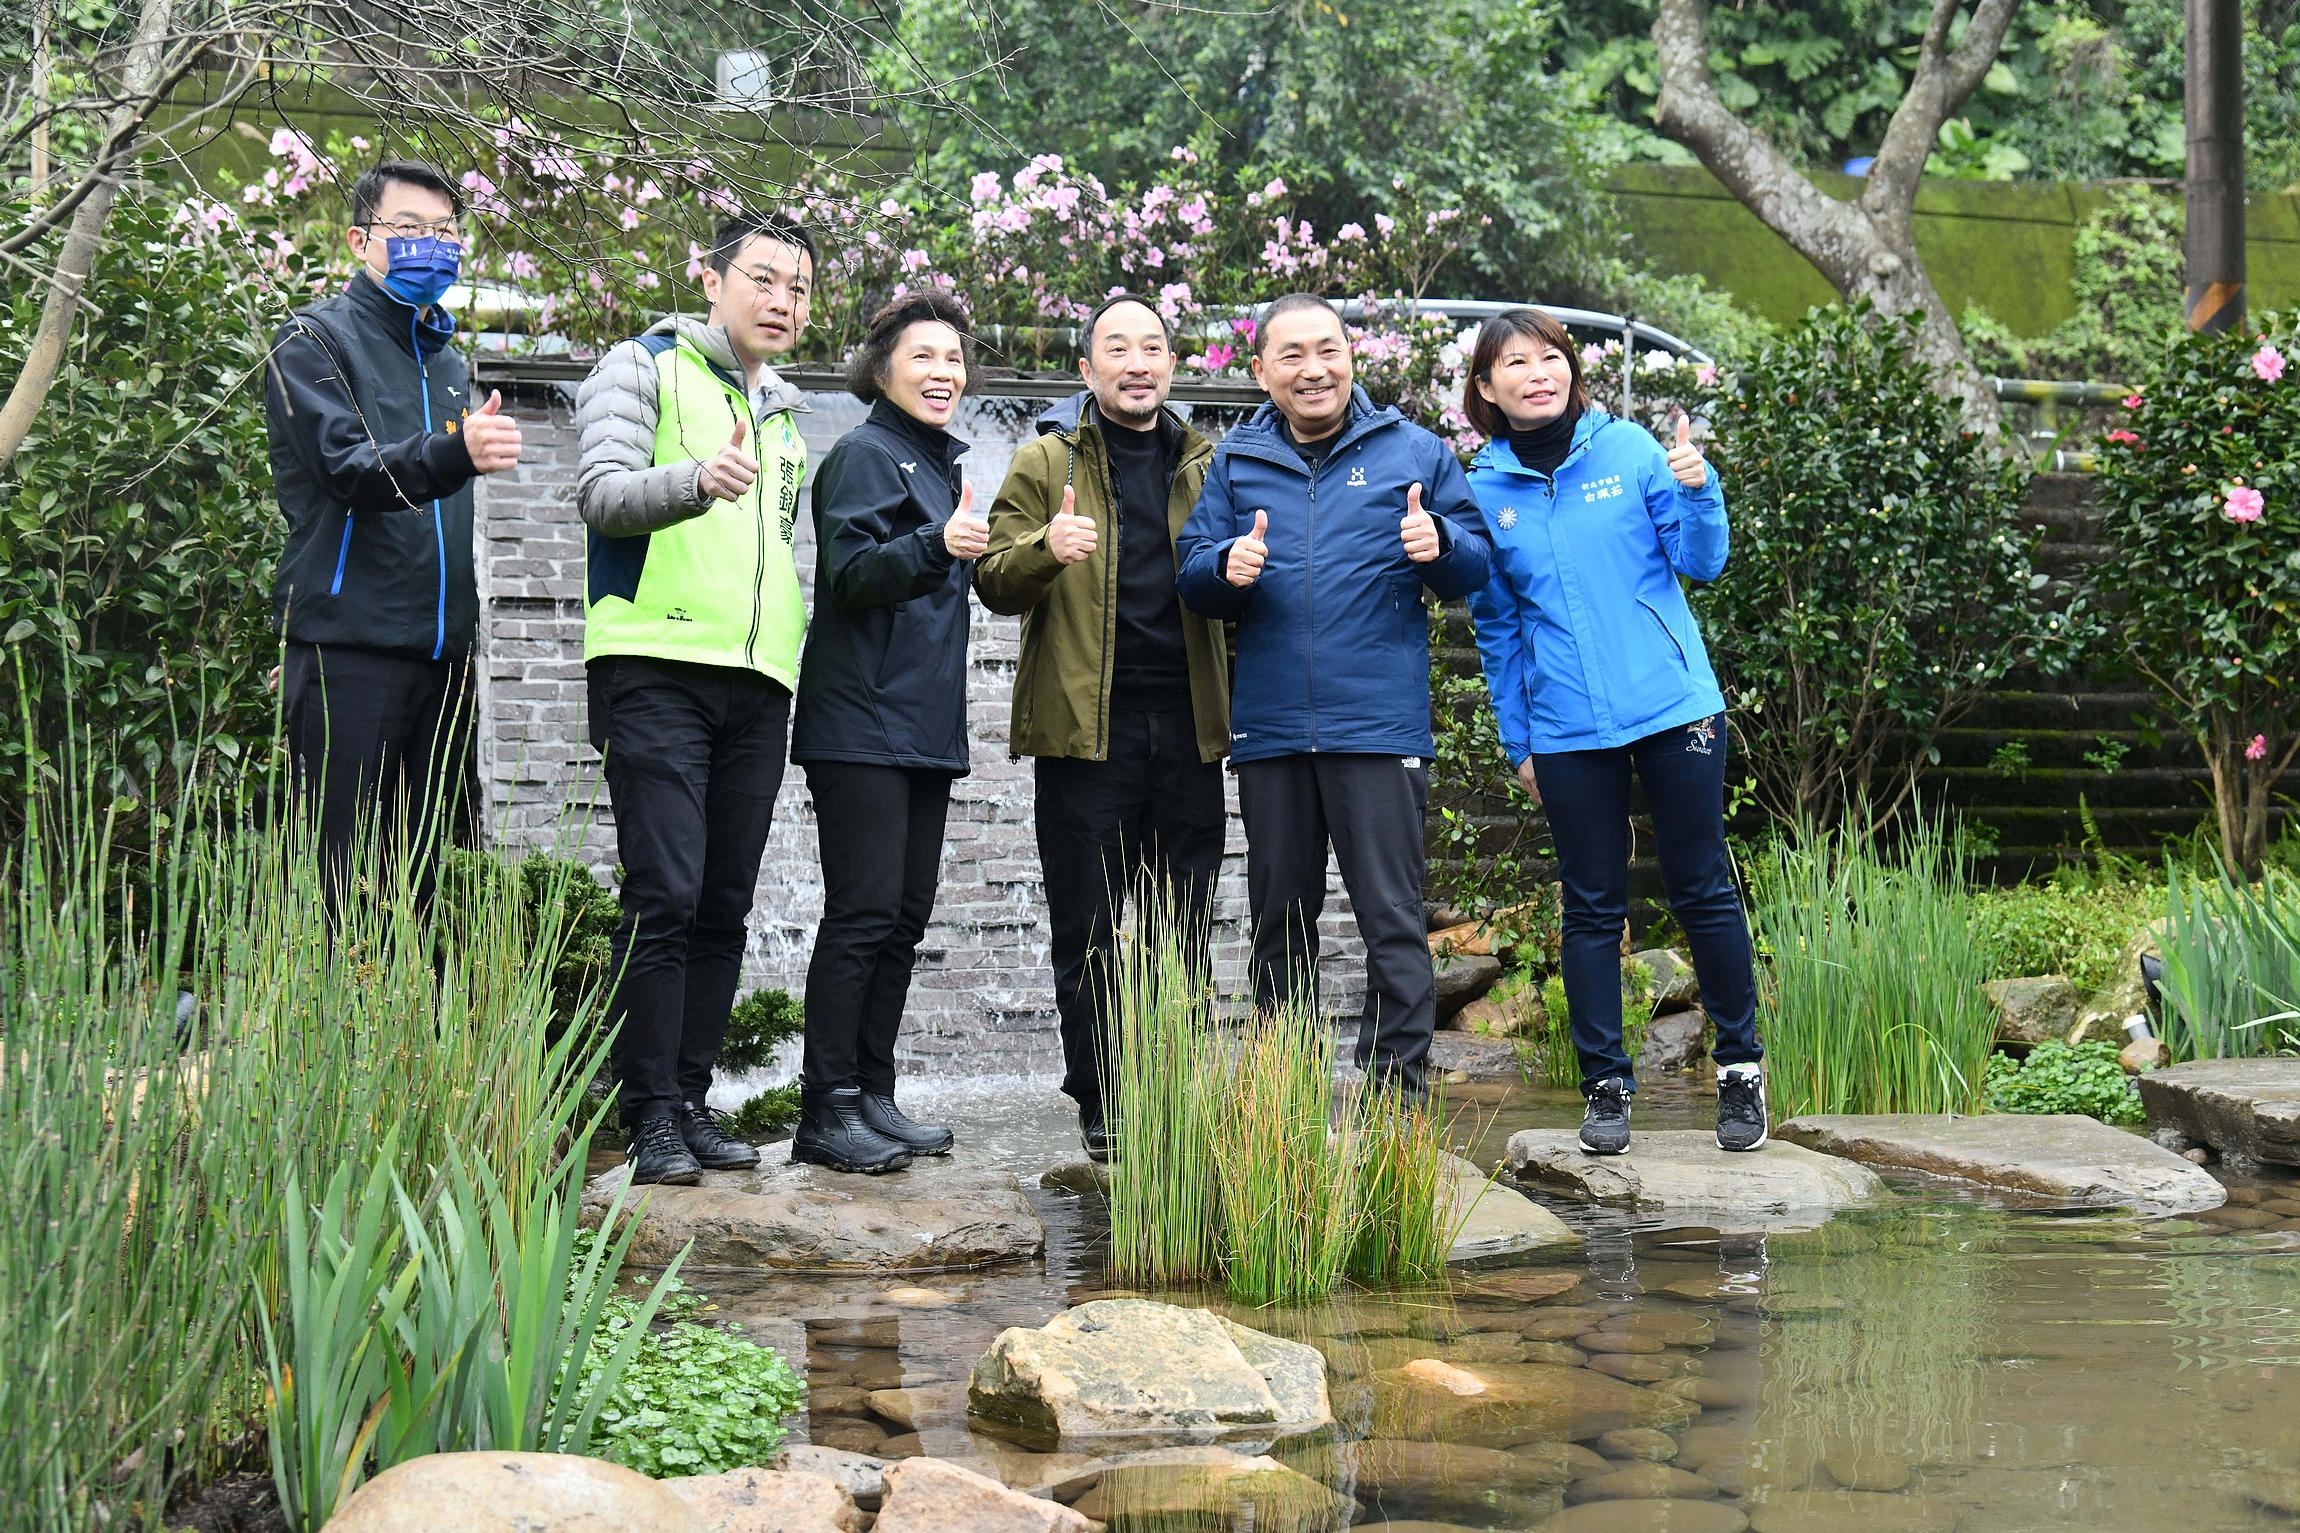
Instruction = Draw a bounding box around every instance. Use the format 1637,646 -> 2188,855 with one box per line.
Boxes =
349,159 -> 463,227
1253,292 -> 1342,356
710,211 -> 815,278
1084,291 -> 1173,350
846,290 -> 977,404
1463,307 -> 1587,440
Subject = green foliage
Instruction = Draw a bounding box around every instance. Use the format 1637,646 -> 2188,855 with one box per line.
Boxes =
728,1083 -> 801,1139
1428,610 -> 1556,961
0,191 -> 282,843
2159,858 -> 2300,1058
1105,891 -> 1226,1288
2092,315 -> 2300,876
1529,974 -> 1578,1089
719,986 -> 804,1075
0,758 -> 611,1527
1695,305 -> 2088,827
1214,996 -> 1364,1306
1962,188 -> 2185,383
1749,812 -> 2000,1119
583,1299 -> 805,1478
1968,873 -> 2166,993
874,0 -> 1618,298
440,849 -> 622,1028
1984,1041 -> 2144,1123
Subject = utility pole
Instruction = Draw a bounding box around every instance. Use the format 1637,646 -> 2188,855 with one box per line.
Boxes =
2185,0 -> 2245,333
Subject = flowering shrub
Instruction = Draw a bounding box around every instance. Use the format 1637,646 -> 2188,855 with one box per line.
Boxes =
2093,316 -> 2300,877
1690,304 -> 2090,827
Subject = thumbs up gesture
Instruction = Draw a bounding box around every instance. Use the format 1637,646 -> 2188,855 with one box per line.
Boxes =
1227,509 -> 1269,588
699,414 -> 759,502
1666,412 -> 1707,488
1046,484 -> 1098,565
461,389 -> 524,474
943,482 -> 990,559
1400,481 -> 1441,563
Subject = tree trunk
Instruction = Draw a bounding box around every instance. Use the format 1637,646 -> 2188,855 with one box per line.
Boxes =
0,0 -> 175,472
1650,0 -> 2019,436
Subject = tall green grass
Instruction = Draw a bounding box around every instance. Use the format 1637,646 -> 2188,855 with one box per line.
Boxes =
2159,858 -> 2300,1059
0,761 -> 613,1528
1748,813 -> 1997,1120
1102,910 -> 1461,1305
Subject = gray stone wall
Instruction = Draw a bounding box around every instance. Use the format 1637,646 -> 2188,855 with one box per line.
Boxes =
471,376 -> 1366,1080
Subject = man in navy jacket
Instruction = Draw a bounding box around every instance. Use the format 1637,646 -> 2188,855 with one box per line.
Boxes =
1176,294 -> 1491,1094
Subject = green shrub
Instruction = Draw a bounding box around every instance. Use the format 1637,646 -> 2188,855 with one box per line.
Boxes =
719,986 -> 804,1074
1984,1041 -> 2143,1125
440,849 -> 622,1029
1968,875 -> 2166,994
583,1299 -> 805,1478
0,192 -> 283,846
1693,305 -> 2089,828
728,1083 -> 801,1139
2093,313 -> 2300,877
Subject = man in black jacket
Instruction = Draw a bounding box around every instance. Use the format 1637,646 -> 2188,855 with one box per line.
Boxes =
265,159 -> 523,908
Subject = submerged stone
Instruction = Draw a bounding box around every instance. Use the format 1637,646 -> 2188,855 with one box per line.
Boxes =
1773,1112 -> 2226,1216
2137,1057 -> 2300,1170
1506,1130 -> 1886,1226
1745,1489 -> 1959,1533
1542,1501 -> 1749,1533
1566,1462 -> 1723,1502
582,1160 -> 1043,1273
1336,1438 -> 1568,1525
968,1298 -> 1333,1447
1369,1359 -> 1695,1447
1068,1448 -> 1356,1533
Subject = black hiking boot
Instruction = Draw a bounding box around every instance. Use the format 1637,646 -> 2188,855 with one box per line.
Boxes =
791,1086 -> 915,1175
1716,1064 -> 1769,1152
681,1098 -> 761,1170
628,1112 -> 703,1186
1080,1107 -> 1116,1164
1578,1077 -> 1634,1156
859,1091 -> 955,1156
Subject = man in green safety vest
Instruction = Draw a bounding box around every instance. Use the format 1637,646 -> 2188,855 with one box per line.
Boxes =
574,212 -> 814,1185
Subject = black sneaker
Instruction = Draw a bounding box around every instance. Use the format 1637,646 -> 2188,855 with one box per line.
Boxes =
1579,1078 -> 1633,1156
1080,1109 -> 1116,1164
858,1091 -> 954,1156
1716,1065 -> 1768,1152
629,1113 -> 703,1186
791,1087 -> 915,1175
681,1099 -> 761,1170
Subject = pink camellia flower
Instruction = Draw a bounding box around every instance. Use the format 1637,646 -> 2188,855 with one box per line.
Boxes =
2105,429 -> 2140,445
2253,343 -> 2287,382
2247,734 -> 2270,761
2224,484 -> 2265,522
2122,390 -> 2144,409
1695,363 -> 1718,388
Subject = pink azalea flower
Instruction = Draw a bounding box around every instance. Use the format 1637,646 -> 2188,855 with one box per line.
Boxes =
1695,363 -> 1717,388
970,172 -> 1001,203
1197,342 -> 1236,372
2105,429 -> 2140,445
1261,177 -> 1288,201
1373,213 -> 1396,237
2247,734 -> 2270,761
618,206 -> 641,231
2253,343 -> 2286,382
2224,484 -> 2265,522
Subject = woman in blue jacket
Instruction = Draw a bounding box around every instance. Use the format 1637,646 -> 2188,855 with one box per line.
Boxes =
1461,308 -> 1765,1156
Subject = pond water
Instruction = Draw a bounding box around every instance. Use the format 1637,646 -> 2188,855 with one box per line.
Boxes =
692,1077 -> 2300,1532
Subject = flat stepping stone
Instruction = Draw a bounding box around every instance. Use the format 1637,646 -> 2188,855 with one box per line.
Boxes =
1443,1153 -> 1582,1260
1773,1113 -> 2225,1216
583,1159 -> 1044,1273
1505,1131 -> 1886,1227
2138,1057 -> 2300,1169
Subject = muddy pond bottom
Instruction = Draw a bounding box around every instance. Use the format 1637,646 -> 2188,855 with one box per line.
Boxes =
688,1077 -> 2300,1532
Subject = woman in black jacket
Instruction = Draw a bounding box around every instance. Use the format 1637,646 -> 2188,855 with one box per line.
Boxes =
790,292 -> 987,1173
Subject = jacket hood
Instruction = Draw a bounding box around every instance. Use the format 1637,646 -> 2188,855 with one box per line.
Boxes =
1035,390 -> 1211,465
1227,385 -> 1399,461
1471,405 -> 1613,476
647,314 -> 810,416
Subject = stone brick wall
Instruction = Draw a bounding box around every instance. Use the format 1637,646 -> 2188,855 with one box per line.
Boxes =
471,370 -> 1366,1079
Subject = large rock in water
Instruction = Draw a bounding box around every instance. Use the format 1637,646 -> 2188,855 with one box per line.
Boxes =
329,1452 -> 702,1533
1775,1112 -> 2225,1215
1983,975 -> 2078,1046
969,1298 -> 1333,1447
582,1159 -> 1043,1273
2137,1057 -> 2300,1169
1367,1357 -> 1695,1447
1069,1447 -> 1357,1533
663,1467 -> 867,1533
1441,1152 -> 1582,1261
1506,1130 -> 1885,1228
872,1457 -> 1097,1533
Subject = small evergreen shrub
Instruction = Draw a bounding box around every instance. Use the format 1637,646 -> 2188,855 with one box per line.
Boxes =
719,987 -> 804,1074
1984,1041 -> 2143,1125
1969,875 -> 2166,994
728,1083 -> 801,1139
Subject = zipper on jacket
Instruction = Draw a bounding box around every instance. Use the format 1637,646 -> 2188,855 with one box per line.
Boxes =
328,511 -> 354,596
1305,458 -> 1319,752
411,309 -> 447,662
731,392 -> 766,669
1096,430 -> 1122,761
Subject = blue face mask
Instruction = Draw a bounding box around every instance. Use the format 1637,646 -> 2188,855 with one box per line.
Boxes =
379,234 -> 463,308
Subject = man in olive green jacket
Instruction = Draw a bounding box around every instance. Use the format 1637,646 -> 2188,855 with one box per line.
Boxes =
978,293 -> 1230,1160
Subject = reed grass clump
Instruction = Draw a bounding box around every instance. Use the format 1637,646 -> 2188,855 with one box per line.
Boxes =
2160,858 -> 2300,1058
1748,812 -> 1997,1120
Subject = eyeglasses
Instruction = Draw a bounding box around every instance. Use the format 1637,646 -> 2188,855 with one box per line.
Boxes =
365,218 -> 466,242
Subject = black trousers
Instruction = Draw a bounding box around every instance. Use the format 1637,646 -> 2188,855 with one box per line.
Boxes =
1236,752 -> 1435,1092
801,763 -> 953,1095
591,657 -> 789,1123
283,642 -> 475,913
1034,708 -> 1227,1121
1529,712 -> 1763,1094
